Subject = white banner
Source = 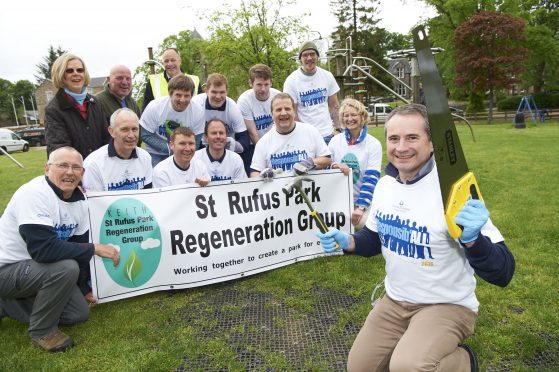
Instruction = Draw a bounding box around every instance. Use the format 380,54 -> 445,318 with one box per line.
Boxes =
87,170 -> 353,303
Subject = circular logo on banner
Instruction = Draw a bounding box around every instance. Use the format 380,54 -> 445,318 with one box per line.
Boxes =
100,198 -> 162,288
341,153 -> 361,184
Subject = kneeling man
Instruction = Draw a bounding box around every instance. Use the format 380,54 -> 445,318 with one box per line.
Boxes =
0,147 -> 120,352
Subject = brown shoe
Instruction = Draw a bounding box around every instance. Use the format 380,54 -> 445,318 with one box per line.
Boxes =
32,329 -> 75,352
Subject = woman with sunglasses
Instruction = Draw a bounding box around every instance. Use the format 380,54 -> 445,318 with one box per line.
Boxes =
45,53 -> 110,159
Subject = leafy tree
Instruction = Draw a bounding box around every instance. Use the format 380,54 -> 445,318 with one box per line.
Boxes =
454,11 -> 528,122
202,0 -> 302,98
330,0 -> 395,97
13,80 -> 36,120
35,45 -> 66,85
519,0 -> 559,92
0,79 -> 15,122
422,0 -> 521,99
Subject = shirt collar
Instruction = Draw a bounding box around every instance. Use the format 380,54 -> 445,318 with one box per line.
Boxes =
172,157 -> 190,171
108,138 -> 138,159
206,146 -> 226,163
385,154 -> 435,184
45,176 -> 85,202
205,97 -> 227,111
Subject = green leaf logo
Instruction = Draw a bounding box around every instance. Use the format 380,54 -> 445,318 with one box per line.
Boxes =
124,249 -> 142,285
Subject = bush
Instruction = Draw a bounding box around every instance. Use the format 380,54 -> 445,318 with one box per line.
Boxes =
497,93 -> 559,110
467,92 -> 484,112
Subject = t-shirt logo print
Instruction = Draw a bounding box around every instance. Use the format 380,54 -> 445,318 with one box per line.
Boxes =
299,88 -> 327,107
376,211 -> 434,260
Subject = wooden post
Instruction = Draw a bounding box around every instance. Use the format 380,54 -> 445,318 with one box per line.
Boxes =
148,47 -> 155,75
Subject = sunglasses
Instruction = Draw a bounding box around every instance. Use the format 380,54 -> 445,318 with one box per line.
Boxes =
65,68 -> 85,74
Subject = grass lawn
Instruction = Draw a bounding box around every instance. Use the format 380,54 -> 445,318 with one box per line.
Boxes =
0,122 -> 558,370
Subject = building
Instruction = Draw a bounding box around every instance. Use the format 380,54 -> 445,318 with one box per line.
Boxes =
387,58 -> 412,101
35,77 -> 106,124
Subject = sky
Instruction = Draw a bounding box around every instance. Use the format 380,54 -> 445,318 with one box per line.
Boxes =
0,0 -> 435,83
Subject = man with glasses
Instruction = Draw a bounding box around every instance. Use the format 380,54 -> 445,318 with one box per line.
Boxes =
82,108 -> 152,192
0,147 -> 120,352
283,41 -> 341,144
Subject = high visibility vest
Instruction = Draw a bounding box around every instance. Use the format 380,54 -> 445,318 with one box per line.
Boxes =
149,73 -> 201,99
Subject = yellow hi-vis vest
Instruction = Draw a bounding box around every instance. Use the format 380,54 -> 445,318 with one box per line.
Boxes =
149,73 -> 201,99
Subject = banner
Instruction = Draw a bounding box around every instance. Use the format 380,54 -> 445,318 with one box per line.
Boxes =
87,170 -> 353,303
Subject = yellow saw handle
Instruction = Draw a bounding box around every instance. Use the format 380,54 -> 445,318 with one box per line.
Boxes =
445,171 -> 483,238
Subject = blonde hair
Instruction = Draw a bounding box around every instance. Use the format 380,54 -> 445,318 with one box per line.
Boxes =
339,98 -> 369,128
51,53 -> 91,90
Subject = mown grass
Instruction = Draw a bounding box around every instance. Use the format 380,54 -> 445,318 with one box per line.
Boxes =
0,122 -> 558,370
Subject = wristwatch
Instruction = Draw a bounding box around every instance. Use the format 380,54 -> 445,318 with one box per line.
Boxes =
334,127 -> 342,133
357,206 -> 367,211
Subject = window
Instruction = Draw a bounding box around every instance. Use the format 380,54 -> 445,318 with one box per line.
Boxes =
396,84 -> 407,97
46,91 -> 54,103
396,67 -> 405,79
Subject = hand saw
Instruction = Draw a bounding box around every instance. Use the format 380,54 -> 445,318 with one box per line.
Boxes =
412,25 -> 482,239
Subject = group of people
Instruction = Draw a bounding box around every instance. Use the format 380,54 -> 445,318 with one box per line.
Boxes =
0,40 -> 514,372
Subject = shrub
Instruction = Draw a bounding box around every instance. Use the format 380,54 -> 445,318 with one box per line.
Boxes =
497,93 -> 559,110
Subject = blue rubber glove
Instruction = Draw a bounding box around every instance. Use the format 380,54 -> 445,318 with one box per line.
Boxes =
226,137 -> 244,153
293,157 -> 315,175
454,199 -> 490,244
260,168 -> 275,180
316,228 -> 350,253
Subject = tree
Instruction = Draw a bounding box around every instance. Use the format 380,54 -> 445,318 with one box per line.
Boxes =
422,0 -> 521,99
330,0 -> 397,97
519,0 -> 559,92
454,11 -> 528,122
13,80 -> 36,120
0,79 -> 15,122
35,45 -> 66,85
202,0 -> 302,98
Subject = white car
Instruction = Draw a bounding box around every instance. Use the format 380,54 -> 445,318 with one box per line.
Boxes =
0,128 -> 29,154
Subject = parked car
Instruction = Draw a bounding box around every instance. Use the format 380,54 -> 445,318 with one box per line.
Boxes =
0,128 -> 29,154
367,103 -> 392,120
15,126 -> 46,147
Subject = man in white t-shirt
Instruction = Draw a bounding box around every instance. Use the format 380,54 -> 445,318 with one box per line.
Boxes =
237,64 -> 281,175
283,41 -> 341,144
317,104 -> 515,371
250,93 -> 331,179
195,119 -> 246,182
83,108 -> 152,192
191,73 -> 255,172
153,127 -> 210,187
0,147 -> 120,352
140,74 -> 205,167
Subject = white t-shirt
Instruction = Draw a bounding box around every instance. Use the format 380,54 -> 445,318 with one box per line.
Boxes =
250,122 -> 331,172
328,132 -> 382,206
83,144 -> 152,192
152,155 -> 211,187
140,96 -> 205,155
194,148 -> 247,182
0,176 -> 89,268
366,166 -> 504,312
283,67 -> 340,137
237,88 -> 281,138
191,94 -> 247,138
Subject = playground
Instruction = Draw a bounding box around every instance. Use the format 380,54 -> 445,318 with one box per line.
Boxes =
0,121 -> 557,371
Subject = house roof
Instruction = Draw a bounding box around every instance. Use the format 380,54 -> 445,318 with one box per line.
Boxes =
387,58 -> 411,74
90,77 -> 107,88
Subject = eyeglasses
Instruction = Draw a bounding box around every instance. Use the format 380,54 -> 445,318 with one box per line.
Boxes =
48,163 -> 84,172
65,68 -> 85,74
301,52 -> 317,59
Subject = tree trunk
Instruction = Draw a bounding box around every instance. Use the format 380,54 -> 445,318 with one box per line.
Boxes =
488,88 -> 494,124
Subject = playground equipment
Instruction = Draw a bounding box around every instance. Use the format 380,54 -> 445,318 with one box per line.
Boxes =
515,94 -> 542,125
319,36 -> 476,140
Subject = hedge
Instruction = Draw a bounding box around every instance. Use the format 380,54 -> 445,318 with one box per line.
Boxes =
497,93 -> 559,110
